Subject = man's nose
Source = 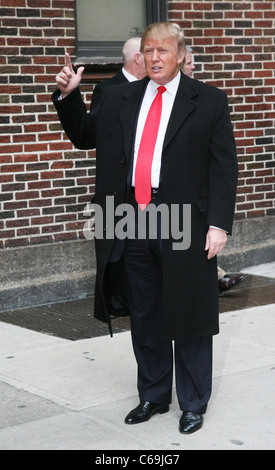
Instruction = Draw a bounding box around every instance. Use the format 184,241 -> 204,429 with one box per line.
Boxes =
152,49 -> 160,61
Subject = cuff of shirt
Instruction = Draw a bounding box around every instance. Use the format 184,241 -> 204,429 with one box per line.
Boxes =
209,225 -> 227,233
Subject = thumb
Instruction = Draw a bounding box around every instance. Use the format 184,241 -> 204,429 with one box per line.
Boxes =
76,66 -> 85,78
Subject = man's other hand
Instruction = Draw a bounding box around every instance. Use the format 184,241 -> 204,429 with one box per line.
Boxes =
55,52 -> 84,98
205,227 -> 227,260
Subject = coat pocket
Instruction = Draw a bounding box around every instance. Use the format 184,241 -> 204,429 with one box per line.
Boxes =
196,197 -> 208,213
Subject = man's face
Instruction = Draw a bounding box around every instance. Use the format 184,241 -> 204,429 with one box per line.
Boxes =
183,53 -> 195,78
143,37 -> 184,85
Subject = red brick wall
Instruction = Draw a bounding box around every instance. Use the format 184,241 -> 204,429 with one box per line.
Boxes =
0,0 -> 94,249
0,0 -> 274,250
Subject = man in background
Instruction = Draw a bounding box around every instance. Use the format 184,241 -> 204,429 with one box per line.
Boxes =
90,37 -> 146,111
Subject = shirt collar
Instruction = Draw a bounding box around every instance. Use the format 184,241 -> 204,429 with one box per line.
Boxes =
122,67 -> 138,82
149,71 -> 181,97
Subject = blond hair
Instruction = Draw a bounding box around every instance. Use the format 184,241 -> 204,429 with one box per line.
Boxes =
141,22 -> 186,55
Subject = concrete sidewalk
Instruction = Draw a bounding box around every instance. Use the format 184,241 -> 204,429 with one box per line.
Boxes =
0,263 -> 275,450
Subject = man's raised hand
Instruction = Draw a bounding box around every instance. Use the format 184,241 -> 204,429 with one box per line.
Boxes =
56,52 -> 84,98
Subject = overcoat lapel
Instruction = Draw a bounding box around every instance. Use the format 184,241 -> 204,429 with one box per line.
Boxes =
118,78 -> 149,162
163,73 -> 198,150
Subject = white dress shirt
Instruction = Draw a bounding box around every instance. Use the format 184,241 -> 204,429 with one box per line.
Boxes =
131,72 -> 181,188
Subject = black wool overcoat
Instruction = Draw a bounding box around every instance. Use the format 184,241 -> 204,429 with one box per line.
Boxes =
53,72 -> 238,340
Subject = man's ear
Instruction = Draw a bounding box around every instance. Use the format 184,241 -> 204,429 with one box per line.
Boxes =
135,52 -> 142,65
177,49 -> 185,66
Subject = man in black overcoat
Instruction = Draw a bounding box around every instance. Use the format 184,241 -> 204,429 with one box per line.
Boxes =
90,37 -> 146,111
53,22 -> 238,434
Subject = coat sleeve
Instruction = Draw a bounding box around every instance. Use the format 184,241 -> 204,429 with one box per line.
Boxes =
90,82 -> 105,112
207,91 -> 238,235
52,87 -> 96,150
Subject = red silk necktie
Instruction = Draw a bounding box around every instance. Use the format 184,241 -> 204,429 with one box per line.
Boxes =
135,85 -> 166,210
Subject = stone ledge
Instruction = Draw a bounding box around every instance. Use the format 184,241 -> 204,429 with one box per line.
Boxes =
0,240 -> 96,312
0,215 -> 274,312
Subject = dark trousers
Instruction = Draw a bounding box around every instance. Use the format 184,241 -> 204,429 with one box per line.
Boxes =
120,193 -> 213,415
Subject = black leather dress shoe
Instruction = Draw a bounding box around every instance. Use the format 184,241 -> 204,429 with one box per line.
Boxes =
218,274 -> 245,293
179,411 -> 203,434
125,401 -> 169,425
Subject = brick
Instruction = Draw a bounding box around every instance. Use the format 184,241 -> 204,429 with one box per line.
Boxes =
31,216 -> 54,225
16,191 -> 40,200
214,2 -> 232,10
41,189 -> 63,198
0,105 -> 22,115
51,161 -> 73,169
13,134 -> 36,143
38,132 -> 62,141
0,0 -> 273,246
17,8 -> 41,17
43,206 -> 64,215
6,219 -> 29,228
55,214 -> 75,223
29,199 -> 53,208
52,0 -> 74,7
17,209 -> 40,218
24,143 -> 48,153
15,173 -> 39,182
0,230 -> 15,238
28,0 -> 51,7
40,152 -> 63,161
29,235 -> 53,244
0,155 -> 12,164
14,154 -> 38,163
41,171 -> 64,180
2,165 -> 24,173
0,125 -> 23,134
49,142 -> 73,151
19,28 -> 42,37
28,18 -> 51,27
53,178 -> 79,187
28,181 -> 50,190
0,7 -> 16,15
0,27 -> 17,35
21,47 -> 44,55
12,95 -> 35,103
0,193 -> 13,202
0,211 -> 15,219
42,224 -> 64,233
194,3 -> 212,10
24,123 -> 47,133
5,238 -> 29,248
54,232 -> 76,242
17,227 -> 39,236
